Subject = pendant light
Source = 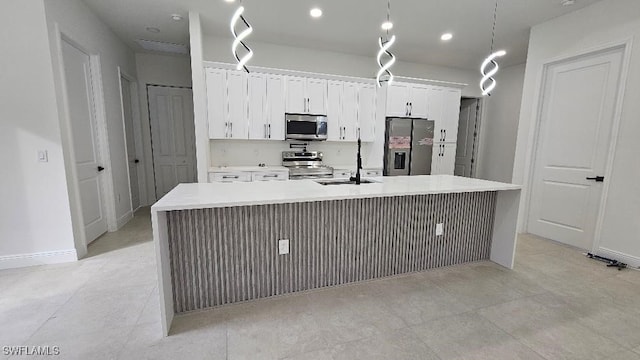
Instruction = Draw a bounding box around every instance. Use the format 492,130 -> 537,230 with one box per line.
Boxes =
480,0 -> 506,96
376,0 -> 396,87
230,1 -> 253,73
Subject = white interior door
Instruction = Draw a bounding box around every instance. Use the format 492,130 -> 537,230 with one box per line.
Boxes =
455,98 -> 480,177
120,75 -> 140,210
61,39 -> 107,244
148,86 -> 196,199
527,48 -> 623,250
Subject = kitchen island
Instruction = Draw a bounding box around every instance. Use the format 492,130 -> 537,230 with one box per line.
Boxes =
152,175 -> 521,335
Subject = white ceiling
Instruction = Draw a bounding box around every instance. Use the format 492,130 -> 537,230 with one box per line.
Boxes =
82,0 -> 602,70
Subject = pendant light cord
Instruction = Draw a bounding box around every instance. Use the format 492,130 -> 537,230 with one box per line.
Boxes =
490,0 -> 498,53
386,0 -> 391,40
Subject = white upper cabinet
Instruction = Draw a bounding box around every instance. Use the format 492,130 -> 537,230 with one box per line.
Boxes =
205,68 -> 227,139
327,81 -> 343,141
386,82 -> 412,117
327,81 -> 376,142
248,73 -> 285,140
285,76 -> 327,115
265,75 -> 285,140
358,84 -> 376,142
386,82 -> 429,118
226,70 -> 248,139
433,88 -> 462,143
248,73 -> 267,140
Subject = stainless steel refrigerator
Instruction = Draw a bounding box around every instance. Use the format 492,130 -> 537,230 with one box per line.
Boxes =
383,118 -> 435,176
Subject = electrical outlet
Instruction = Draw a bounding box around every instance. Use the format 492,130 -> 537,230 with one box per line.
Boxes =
436,223 -> 444,236
278,239 -> 289,255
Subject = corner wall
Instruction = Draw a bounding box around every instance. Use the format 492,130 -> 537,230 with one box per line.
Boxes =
135,53 -> 193,203
0,0 -> 76,268
476,64 -> 526,183
44,0 -> 138,238
512,0 -> 640,264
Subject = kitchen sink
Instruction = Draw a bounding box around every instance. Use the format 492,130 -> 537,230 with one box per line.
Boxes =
314,179 -> 380,186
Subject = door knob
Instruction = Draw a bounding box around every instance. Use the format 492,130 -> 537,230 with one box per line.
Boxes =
134,159 -> 140,164
97,166 -> 105,172
586,176 -> 605,182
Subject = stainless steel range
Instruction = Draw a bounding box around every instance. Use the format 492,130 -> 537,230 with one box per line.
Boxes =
282,151 -> 334,180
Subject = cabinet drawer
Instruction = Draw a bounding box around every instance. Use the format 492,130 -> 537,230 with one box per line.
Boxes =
209,172 -> 252,183
333,169 -> 353,179
362,169 -> 383,177
251,171 -> 289,182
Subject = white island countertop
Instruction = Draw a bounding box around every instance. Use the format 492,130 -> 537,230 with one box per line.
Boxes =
152,175 -> 521,212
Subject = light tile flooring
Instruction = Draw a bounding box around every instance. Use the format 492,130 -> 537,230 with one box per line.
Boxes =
2,207 -> 640,359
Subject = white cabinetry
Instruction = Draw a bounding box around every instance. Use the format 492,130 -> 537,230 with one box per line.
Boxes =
248,73 -> 285,140
285,76 -> 327,115
327,81 -> 376,142
386,82 -> 430,118
209,167 -> 289,183
432,88 -> 462,143
431,143 -> 457,175
206,68 -> 248,139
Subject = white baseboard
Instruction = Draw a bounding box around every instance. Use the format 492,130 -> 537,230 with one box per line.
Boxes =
597,247 -> 640,268
116,210 -> 133,230
0,249 -> 78,270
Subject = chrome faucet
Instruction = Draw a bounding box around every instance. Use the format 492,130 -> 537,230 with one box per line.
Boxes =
350,137 -> 362,185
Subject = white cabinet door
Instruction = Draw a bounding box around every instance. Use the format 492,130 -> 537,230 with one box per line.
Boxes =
386,82 -> 411,117
410,85 -> 429,118
205,68 -> 227,139
227,70 -> 248,139
285,76 -> 306,114
342,82 -> 359,141
248,73 -> 267,140
306,78 -> 327,115
327,81 -> 343,141
358,84 -> 376,142
432,143 -> 457,175
441,89 -> 462,143
266,74 -> 285,140
427,87 -> 444,123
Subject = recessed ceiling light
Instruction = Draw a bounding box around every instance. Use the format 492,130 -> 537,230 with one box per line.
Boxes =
441,33 -> 453,41
496,50 -> 507,57
310,8 -> 322,18
224,0 -> 235,2
145,27 -> 160,33
171,14 -> 183,21
381,21 -> 393,31
561,0 -> 575,6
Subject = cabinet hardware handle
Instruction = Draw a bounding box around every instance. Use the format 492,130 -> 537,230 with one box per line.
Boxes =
97,166 -> 105,172
586,176 -> 605,182
409,102 -> 413,116
224,122 -> 228,138
222,175 -> 239,179
264,124 -> 267,138
405,102 -> 409,116
307,98 -> 310,112
230,122 -> 233,137
443,129 -> 446,141
263,174 -> 278,178
268,124 -> 271,138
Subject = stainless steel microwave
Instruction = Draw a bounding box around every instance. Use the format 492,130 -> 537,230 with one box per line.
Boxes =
285,114 -> 328,141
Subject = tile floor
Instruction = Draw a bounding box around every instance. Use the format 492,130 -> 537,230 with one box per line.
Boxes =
1,207 -> 640,359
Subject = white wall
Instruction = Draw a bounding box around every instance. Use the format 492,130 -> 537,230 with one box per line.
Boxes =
512,0 -> 640,263
44,0 -> 138,232
135,53 -> 192,203
0,0 -> 77,267
201,33 -> 477,170
476,64 -> 526,182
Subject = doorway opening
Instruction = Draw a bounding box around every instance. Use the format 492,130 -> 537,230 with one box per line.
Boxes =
454,97 -> 482,178
147,85 -> 197,199
118,70 -> 144,212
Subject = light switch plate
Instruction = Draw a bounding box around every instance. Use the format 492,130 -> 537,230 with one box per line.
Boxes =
436,223 -> 444,236
278,239 -> 290,255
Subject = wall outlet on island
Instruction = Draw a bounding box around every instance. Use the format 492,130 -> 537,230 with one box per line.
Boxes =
436,223 -> 444,236
278,239 -> 290,255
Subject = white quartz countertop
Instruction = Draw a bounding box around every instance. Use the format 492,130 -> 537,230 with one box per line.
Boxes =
152,175 -> 521,211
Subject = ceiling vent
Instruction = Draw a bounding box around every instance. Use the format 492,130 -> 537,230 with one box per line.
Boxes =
136,39 -> 189,55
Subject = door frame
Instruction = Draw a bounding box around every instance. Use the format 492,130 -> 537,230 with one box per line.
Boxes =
523,39 -> 632,253
117,68 -> 146,212
146,84 -> 195,200
458,97 -> 483,178
52,24 -> 117,257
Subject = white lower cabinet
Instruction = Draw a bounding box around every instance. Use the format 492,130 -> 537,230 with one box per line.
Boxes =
251,170 -> 289,181
431,143 -> 457,175
209,168 -> 289,183
333,168 -> 353,179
